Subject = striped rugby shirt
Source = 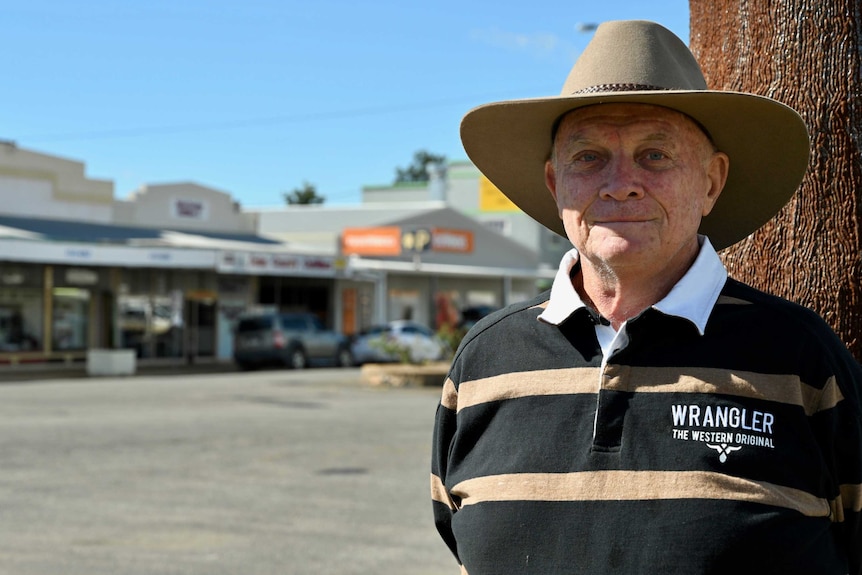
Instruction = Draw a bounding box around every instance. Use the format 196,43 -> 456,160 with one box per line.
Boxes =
431,241 -> 862,574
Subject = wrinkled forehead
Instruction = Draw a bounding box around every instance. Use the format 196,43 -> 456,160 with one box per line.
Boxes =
552,103 -> 714,147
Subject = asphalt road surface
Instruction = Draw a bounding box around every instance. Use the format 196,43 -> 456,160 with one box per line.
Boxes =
0,367 -> 457,575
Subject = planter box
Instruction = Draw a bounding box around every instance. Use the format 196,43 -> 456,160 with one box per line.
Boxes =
86,349 -> 137,376
360,362 -> 449,387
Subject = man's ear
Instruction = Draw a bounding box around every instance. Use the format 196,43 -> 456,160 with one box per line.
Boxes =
702,151 -> 729,217
544,160 -> 559,204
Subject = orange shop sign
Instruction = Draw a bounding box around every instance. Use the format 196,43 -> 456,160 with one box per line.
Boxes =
341,227 -> 403,256
431,228 -> 474,253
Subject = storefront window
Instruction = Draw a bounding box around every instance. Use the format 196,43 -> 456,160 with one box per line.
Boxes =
0,265 -> 44,353
0,288 -> 43,352
52,287 -> 90,351
118,293 -> 183,358
388,289 -> 421,323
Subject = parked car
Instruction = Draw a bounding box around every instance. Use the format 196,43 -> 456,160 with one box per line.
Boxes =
233,312 -> 353,370
350,320 -> 447,364
458,305 -> 499,330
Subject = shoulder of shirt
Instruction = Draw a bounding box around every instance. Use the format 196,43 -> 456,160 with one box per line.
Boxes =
451,290 -> 551,360
719,278 -> 861,374
720,278 -> 833,333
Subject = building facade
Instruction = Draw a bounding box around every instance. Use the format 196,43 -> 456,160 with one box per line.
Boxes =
0,146 -> 561,368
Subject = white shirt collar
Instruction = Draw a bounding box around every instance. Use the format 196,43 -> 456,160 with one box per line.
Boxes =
538,236 -> 727,335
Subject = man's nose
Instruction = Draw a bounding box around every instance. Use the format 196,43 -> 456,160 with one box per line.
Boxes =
599,158 -> 645,200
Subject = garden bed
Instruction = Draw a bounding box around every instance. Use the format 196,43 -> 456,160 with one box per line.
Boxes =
359,362 -> 449,387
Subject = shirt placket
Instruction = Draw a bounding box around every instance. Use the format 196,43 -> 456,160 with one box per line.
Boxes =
592,327 -> 631,450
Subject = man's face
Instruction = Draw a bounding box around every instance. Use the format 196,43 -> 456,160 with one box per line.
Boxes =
545,103 -> 728,277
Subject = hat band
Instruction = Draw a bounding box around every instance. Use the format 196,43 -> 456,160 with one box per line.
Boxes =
572,83 -> 668,94
556,82 -> 715,146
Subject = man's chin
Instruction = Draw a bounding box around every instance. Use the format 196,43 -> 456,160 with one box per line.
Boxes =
577,236 -> 658,268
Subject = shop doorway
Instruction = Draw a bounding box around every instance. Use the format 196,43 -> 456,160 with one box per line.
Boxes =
258,277 -> 333,326
185,291 -> 216,363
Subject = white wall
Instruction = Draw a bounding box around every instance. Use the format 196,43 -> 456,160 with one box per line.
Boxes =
117,182 -> 257,233
0,144 -> 114,223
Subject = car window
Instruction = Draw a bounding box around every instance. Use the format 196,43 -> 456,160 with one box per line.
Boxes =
402,324 -> 433,336
280,315 -> 308,331
360,326 -> 387,336
237,316 -> 273,332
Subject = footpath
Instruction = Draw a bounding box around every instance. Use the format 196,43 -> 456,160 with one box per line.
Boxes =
0,361 -> 240,383
0,361 -> 449,386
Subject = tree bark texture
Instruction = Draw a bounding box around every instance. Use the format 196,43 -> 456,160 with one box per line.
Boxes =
690,1 -> 862,360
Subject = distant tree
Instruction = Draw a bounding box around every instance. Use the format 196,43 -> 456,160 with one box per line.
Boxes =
395,150 -> 446,183
283,181 -> 325,205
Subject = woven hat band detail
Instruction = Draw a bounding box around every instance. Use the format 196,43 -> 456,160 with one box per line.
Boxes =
573,83 -> 669,94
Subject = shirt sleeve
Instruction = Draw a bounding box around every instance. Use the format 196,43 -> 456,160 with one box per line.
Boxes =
828,342 -> 862,574
431,375 -> 462,567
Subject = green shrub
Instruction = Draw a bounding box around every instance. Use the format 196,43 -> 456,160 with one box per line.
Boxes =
368,335 -> 414,364
436,324 -> 467,360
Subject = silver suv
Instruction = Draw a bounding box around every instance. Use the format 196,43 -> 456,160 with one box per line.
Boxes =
233,312 -> 353,370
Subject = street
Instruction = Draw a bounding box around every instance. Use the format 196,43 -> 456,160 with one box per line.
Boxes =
0,367 -> 456,575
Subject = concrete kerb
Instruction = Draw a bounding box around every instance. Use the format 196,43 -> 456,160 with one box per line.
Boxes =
359,362 -> 449,388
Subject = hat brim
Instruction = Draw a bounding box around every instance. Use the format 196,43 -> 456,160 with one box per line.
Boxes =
460,90 -> 810,251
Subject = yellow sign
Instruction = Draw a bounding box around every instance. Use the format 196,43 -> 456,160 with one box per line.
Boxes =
402,228 -> 432,252
478,174 -> 520,212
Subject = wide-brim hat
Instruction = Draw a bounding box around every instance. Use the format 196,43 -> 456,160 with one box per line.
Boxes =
460,20 -> 810,251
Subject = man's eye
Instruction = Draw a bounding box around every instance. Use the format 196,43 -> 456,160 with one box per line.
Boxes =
644,151 -> 667,161
574,152 -> 599,162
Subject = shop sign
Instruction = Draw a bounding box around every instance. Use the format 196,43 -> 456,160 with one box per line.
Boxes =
65,247 -> 93,260
65,268 -> 99,285
343,226 -> 475,256
171,198 -> 209,221
1,272 -> 24,285
218,251 -> 335,276
248,254 -> 270,270
341,227 -> 402,256
478,174 -> 520,212
0,240 -> 215,268
186,289 -> 217,302
401,229 -> 432,252
303,258 -> 332,271
148,252 -> 172,262
431,228 -> 474,253
272,255 -> 300,270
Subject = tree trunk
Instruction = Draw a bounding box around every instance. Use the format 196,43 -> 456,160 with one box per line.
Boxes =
690,1 -> 862,360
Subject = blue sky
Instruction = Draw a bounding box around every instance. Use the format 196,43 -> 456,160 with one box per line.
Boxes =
2,1 -> 689,208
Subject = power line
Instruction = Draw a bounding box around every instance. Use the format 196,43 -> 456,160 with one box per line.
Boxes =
21,90 -> 548,144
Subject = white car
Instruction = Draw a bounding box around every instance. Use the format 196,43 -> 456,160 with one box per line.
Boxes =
350,320 -> 447,364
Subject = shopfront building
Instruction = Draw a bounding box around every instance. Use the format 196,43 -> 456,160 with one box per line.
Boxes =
0,145 -> 560,370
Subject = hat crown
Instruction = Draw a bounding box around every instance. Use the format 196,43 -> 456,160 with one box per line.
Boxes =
561,20 -> 707,95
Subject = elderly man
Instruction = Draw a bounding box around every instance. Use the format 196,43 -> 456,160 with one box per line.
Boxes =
431,20 -> 862,574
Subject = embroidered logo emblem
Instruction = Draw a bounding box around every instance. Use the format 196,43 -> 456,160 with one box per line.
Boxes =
670,403 -> 775,462
706,443 -> 743,463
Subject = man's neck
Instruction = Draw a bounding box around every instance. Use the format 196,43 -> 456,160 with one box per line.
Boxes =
574,250 -> 698,331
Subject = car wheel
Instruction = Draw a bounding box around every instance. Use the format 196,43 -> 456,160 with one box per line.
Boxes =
286,347 -> 307,370
236,360 -> 254,371
336,346 -> 354,367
